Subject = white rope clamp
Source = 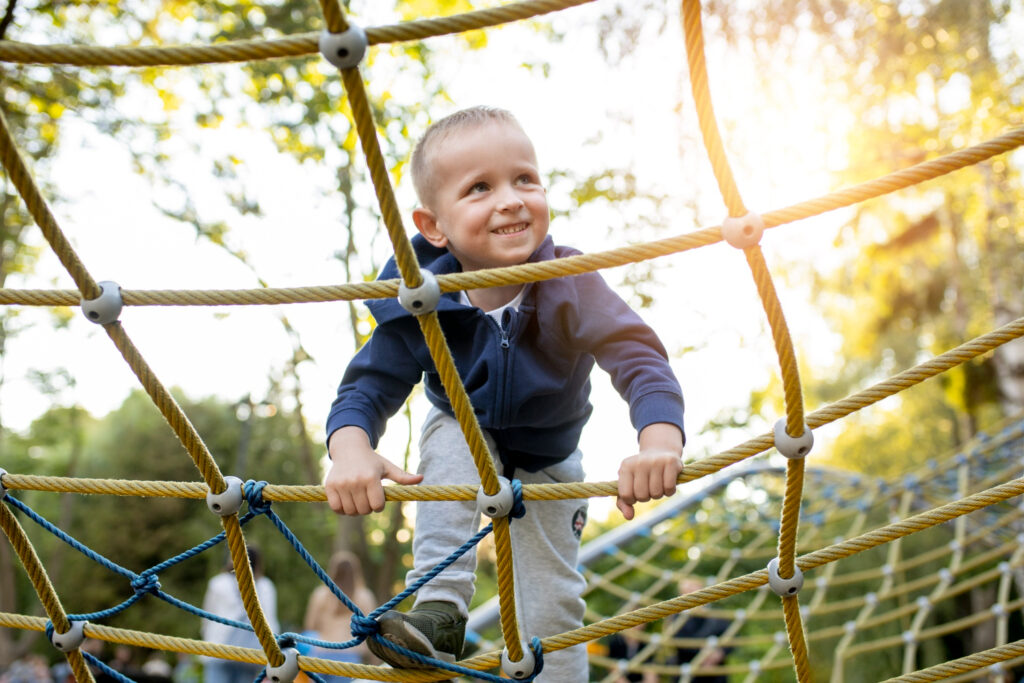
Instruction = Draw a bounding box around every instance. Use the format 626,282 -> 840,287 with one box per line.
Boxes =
50,620 -> 87,652
477,476 -> 514,518
266,647 -> 300,683
501,641 -> 536,680
766,557 -> 803,597
319,24 -> 367,69
206,476 -> 244,516
721,212 -> 764,249
80,281 -> 123,325
773,419 -> 813,459
398,270 -> 441,315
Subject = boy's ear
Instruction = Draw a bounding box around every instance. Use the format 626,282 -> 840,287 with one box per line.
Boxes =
412,207 -> 448,248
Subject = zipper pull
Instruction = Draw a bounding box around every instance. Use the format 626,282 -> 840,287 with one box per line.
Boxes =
500,309 -> 514,348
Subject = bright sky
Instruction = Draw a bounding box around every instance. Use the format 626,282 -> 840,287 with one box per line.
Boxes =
2,2 -> 853,520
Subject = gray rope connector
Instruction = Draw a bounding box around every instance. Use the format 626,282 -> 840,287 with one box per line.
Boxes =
398,270 -> 441,315
766,557 -> 803,597
721,212 -> 764,249
319,24 -> 367,69
477,476 -> 514,519
501,642 -> 535,680
80,281 -> 123,325
773,419 -> 813,459
206,476 -> 244,516
0,467 -> 7,499
266,647 -> 300,683
50,620 -> 87,652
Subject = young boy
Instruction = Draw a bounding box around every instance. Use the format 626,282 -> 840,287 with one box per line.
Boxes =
324,106 -> 685,681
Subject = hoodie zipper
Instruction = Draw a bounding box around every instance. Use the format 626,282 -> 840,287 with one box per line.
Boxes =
494,308 -> 517,427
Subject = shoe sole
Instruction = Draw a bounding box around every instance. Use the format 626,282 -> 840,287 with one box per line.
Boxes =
367,611 -> 457,672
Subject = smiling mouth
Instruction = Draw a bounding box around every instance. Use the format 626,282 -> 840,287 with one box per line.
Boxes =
493,223 -> 528,235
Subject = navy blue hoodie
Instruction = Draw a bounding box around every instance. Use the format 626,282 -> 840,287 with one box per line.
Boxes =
327,235 -> 684,472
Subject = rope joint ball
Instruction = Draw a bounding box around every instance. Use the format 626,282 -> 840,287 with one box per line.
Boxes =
721,212 -> 765,249
206,475 -> 244,516
477,475 -> 515,518
398,269 -> 441,315
319,24 -> 368,70
0,467 -> 6,499
767,557 -> 804,597
266,647 -> 300,683
49,620 -> 86,652
773,419 -> 814,459
501,640 -> 536,680
80,280 -> 123,325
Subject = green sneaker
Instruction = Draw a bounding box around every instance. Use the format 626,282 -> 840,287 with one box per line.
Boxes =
368,601 -> 467,670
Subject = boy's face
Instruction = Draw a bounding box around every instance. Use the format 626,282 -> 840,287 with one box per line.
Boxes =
413,120 -> 549,271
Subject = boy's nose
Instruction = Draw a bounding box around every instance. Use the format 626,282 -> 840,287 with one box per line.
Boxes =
497,187 -> 525,211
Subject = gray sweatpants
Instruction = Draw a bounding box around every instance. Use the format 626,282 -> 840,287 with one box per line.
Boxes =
407,408 -> 590,682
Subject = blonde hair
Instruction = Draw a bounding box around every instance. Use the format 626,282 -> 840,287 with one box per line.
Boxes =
410,106 -> 524,208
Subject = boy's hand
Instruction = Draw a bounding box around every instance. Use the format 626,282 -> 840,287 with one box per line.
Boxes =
325,426 -> 423,515
616,422 -> 684,520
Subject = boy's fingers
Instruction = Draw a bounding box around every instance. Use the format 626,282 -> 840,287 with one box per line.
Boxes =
662,459 -> 681,497
618,466 -> 635,505
383,462 -> 424,486
325,486 -> 343,514
367,484 -> 386,513
659,458 -> 684,497
337,490 -> 357,516
632,472 -> 650,503
616,497 -> 636,520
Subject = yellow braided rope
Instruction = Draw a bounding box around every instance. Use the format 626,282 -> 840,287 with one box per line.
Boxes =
222,515 -> 285,668
3,315 -> 1023,505
776,459 -> 805,579
317,0 -> 348,34
681,0 -> 746,216
0,613 -> 465,681
103,322 -> 227,493
0,504 -> 95,682
3,127 -> 1019,312
0,0 -> 593,67
781,595 -> 811,682
415,310 -> 522,655
339,67 -> 420,288
0,104 -> 99,299
882,640 -> 1024,682
0,504 -> 71,634
512,473 -> 1024,659
744,246 -> 805,436
333,1 -> 529,634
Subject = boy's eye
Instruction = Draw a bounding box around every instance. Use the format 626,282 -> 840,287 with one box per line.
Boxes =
469,182 -> 489,193
515,174 -> 538,186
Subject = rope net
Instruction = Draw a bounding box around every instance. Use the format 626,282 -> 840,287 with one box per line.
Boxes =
0,0 -> 1022,681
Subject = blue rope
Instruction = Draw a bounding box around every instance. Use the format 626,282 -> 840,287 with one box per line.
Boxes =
369,633 -> 545,682
82,651 -> 138,683
244,481 -> 363,618
370,522 -> 494,619
6,495 -> 136,580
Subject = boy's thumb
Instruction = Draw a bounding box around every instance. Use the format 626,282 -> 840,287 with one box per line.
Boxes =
384,462 -> 424,485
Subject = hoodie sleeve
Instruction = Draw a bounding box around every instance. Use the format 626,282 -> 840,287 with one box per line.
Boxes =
558,270 -> 685,441
326,321 -> 424,449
